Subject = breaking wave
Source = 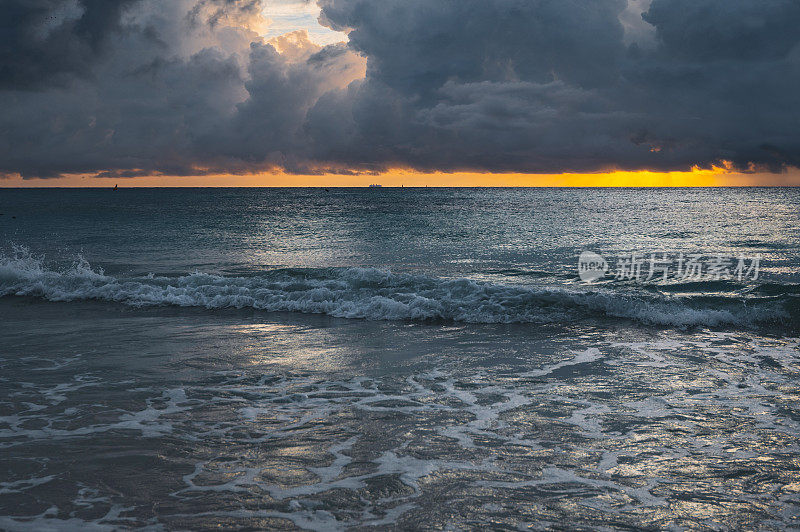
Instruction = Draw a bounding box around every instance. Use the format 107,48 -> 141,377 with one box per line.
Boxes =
0,249 -> 796,330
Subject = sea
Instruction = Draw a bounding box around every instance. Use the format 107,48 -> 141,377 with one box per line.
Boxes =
0,187 -> 798,530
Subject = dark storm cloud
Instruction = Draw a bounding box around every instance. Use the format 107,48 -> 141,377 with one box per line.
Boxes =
308,0 -> 635,173
1,0 -> 799,178
627,0 -> 800,171
0,0 -> 139,89
643,0 -> 800,62
307,0 -> 800,173
204,40 -> 366,172
321,0 -> 627,92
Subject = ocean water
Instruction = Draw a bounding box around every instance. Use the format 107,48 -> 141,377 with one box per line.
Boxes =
0,188 -> 799,530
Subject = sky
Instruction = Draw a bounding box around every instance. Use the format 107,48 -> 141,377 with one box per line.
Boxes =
1,0 -> 800,187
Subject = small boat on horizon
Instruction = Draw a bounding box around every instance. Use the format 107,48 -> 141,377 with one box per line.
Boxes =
369,184 -> 382,188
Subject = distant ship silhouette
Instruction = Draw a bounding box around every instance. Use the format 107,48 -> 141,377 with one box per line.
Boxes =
369,184 -> 382,188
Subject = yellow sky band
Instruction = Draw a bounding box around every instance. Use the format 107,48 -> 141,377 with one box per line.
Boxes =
3,166 -> 800,187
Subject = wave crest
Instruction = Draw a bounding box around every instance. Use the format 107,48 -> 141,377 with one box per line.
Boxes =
0,249 -> 795,329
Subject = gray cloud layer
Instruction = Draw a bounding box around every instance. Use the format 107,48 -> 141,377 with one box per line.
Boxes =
1,0 -> 799,178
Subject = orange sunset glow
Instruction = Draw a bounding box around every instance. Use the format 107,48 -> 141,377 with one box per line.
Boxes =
3,166 -> 800,187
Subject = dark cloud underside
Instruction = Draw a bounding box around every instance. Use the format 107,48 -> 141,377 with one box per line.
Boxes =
1,0 -> 799,178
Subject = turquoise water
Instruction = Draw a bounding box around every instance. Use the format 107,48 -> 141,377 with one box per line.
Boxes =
1,188 -> 799,529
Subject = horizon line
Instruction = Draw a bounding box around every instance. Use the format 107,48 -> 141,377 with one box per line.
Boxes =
3,166 -> 800,188
3,184 -> 800,189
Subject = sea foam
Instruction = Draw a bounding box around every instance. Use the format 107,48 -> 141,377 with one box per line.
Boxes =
0,249 -> 795,329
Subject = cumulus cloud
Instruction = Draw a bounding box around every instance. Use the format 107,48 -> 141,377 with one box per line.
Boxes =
0,0 -> 364,178
1,0 -> 799,178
